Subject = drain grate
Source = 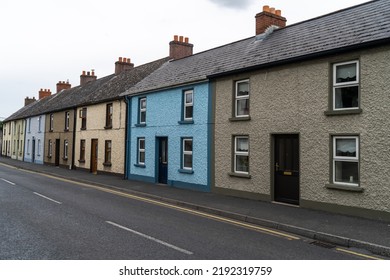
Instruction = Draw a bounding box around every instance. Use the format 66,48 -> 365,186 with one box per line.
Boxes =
310,240 -> 336,249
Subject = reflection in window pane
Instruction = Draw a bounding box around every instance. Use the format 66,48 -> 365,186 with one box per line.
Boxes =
237,82 -> 249,96
335,161 -> 359,184
236,138 -> 248,152
336,63 -> 357,83
236,155 -> 249,172
335,86 -> 358,109
336,139 -> 356,157
184,154 -> 192,168
236,99 -> 249,116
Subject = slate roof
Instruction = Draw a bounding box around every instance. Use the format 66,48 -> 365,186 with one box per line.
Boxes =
124,0 -> 390,95
4,57 -> 170,121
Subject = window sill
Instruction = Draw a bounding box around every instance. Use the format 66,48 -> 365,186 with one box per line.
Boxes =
229,116 -> 251,122
49,130 -> 53,133
178,168 -> 194,174
324,109 -> 362,116
228,172 -> 251,179
178,120 -> 194,125
325,183 -> 363,192
78,160 -> 85,163
103,162 -> 112,167
134,163 -> 146,168
64,129 -> 69,132
80,128 -> 86,131
135,123 -> 146,127
62,157 -> 68,161
104,126 -> 113,130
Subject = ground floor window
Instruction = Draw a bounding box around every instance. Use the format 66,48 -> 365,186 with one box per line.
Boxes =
64,140 -> 68,160
27,139 -> 30,155
234,136 -> 249,174
333,136 -> 359,185
182,138 -> 193,170
79,140 -> 85,162
104,140 -> 112,165
48,140 -> 52,157
137,138 -> 145,165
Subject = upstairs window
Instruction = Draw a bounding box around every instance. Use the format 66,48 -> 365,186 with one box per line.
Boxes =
105,103 -> 113,129
235,80 -> 250,117
80,108 -> 87,130
333,61 -> 359,110
139,98 -> 146,124
49,114 -> 54,131
183,90 -> 193,121
65,111 -> 70,131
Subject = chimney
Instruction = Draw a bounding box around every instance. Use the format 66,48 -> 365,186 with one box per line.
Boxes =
115,57 -> 134,75
56,80 -> 72,93
80,70 -> 97,86
255,5 -> 287,35
169,35 -> 193,60
24,97 -> 36,106
39,89 -> 52,100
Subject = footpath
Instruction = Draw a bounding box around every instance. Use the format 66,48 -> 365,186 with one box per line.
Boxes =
0,156 -> 389,258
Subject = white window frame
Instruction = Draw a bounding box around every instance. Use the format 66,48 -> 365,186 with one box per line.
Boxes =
234,136 -> 249,174
333,60 -> 359,111
27,139 -> 30,155
235,80 -> 250,117
65,112 -> 70,130
183,90 -> 193,121
182,138 -> 193,170
50,114 -> 54,131
64,140 -> 69,159
138,138 -> 145,165
37,139 -> 41,156
48,140 -> 52,157
333,136 -> 359,186
139,98 -> 146,124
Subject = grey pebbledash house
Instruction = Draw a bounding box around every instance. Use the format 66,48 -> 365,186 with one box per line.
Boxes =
211,0 -> 390,221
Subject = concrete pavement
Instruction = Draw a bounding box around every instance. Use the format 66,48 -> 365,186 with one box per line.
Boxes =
1,156 -> 389,258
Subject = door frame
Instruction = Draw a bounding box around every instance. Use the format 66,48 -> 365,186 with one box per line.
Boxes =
271,133 -> 300,205
55,139 -> 60,166
156,137 -> 168,184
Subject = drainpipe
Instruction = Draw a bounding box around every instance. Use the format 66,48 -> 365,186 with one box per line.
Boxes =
71,108 -> 77,170
124,96 -> 131,179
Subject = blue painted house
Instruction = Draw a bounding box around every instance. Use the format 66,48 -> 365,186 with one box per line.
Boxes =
123,36 -> 216,192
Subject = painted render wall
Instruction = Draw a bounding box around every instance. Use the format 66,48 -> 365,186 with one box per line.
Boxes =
214,45 -> 390,219
44,110 -> 75,168
24,115 -> 46,164
74,100 -> 126,175
2,122 -> 12,157
11,119 -> 25,161
128,82 -> 210,191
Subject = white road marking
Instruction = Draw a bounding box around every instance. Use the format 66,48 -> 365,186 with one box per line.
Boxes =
106,221 -> 193,255
1,178 -> 16,186
33,192 -> 62,205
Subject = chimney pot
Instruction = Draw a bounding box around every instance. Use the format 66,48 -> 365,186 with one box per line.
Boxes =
174,35 -> 178,41
270,7 -> 275,14
185,37 -> 189,43
82,70 -> 86,75
127,58 -> 131,63
179,36 -> 184,42
119,57 -> 123,62
263,5 -> 270,12
87,71 -> 90,76
275,10 -> 282,16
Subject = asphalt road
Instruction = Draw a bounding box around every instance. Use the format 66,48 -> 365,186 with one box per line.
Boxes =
0,164 -> 380,260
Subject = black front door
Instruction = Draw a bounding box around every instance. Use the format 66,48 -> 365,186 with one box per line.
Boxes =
31,139 -> 35,163
274,134 -> 300,205
55,139 -> 60,166
157,137 -> 168,184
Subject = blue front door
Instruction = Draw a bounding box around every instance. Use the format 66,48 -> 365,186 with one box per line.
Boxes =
157,137 -> 168,184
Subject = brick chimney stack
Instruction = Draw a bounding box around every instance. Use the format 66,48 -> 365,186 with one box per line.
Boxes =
115,57 -> 134,75
80,70 -> 97,86
24,97 -> 36,106
255,5 -> 287,35
39,89 -> 52,100
56,80 -> 71,93
169,35 -> 193,60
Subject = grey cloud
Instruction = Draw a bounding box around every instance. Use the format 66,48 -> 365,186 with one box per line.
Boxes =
209,0 -> 253,9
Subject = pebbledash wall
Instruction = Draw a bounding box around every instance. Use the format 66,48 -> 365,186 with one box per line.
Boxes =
127,82 -> 211,192
24,114 -> 46,164
74,100 -> 126,175
213,45 -> 390,221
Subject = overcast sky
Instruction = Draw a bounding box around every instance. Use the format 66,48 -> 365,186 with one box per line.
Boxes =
0,0 -> 369,120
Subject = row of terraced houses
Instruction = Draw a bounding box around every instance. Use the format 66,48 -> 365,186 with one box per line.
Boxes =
2,1 -> 390,221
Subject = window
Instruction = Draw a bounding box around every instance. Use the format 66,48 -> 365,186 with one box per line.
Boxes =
235,80 -> 250,117
48,140 -> 52,157
105,103 -> 113,129
65,111 -> 70,130
79,140 -> 85,162
333,61 -> 359,110
139,98 -> 146,124
37,139 -> 41,156
64,140 -> 68,160
38,116 -> 42,132
183,90 -> 193,121
104,140 -> 112,165
80,108 -> 87,130
137,138 -> 145,165
234,136 -> 249,174
333,136 -> 359,186
182,138 -> 193,170
28,119 -> 31,133
49,114 -> 54,131
27,139 -> 30,155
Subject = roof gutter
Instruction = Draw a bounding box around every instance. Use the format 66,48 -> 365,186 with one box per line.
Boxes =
208,38 -> 390,79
